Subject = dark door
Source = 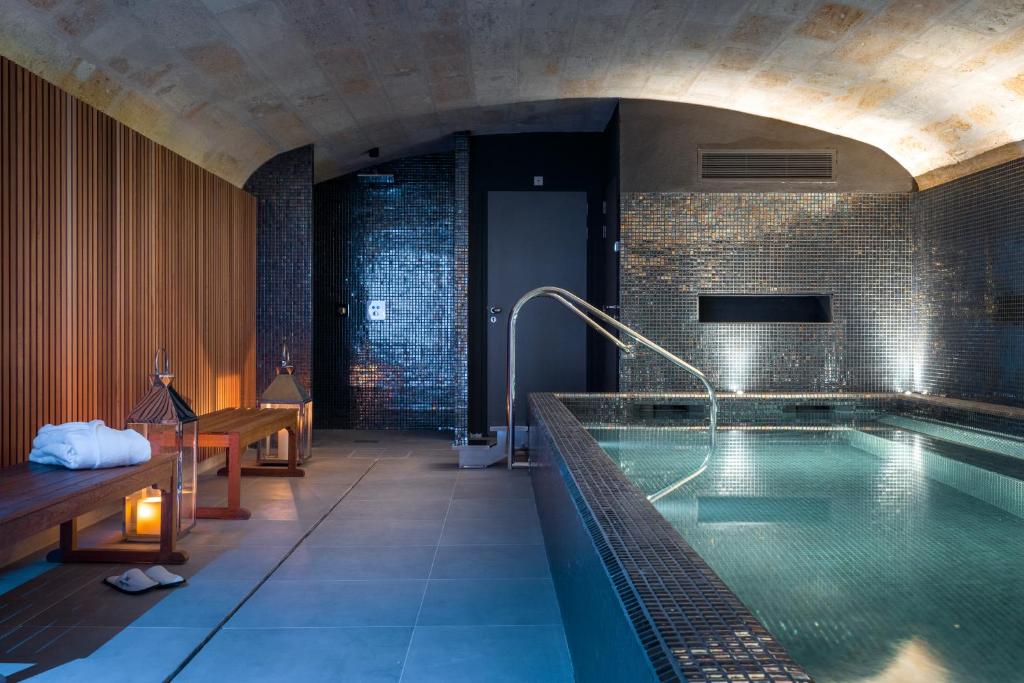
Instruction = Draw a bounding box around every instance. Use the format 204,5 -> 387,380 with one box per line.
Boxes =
486,191 -> 588,426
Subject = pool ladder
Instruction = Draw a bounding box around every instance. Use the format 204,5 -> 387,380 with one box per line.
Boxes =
506,286 -> 719,469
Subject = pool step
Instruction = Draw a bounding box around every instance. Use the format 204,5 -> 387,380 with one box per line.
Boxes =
878,415 -> 1024,460
877,430 -> 1024,482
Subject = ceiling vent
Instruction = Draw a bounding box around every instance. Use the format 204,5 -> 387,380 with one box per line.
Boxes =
698,149 -> 836,181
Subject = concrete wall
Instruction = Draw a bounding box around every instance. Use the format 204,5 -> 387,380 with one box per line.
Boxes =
619,100 -> 915,194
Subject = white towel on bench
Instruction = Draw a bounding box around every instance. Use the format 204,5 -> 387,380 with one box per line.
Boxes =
29,421 -> 152,469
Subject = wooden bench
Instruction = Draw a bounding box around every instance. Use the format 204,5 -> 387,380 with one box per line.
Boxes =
0,451 -> 187,565
195,407 -> 303,521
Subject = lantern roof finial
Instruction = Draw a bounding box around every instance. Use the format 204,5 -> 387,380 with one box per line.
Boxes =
127,348 -> 197,424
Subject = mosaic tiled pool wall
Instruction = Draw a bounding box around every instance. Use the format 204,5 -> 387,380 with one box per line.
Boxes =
313,136 -> 468,431
529,393 -> 811,683
557,392 -> 890,427
244,145 -> 314,396
619,193 -> 911,394
912,156 -> 1024,407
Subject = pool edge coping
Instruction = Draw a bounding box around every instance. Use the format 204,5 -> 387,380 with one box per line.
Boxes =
529,392 -> 813,683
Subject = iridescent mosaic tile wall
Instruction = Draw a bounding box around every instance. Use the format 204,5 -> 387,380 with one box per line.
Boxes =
912,157 -> 1024,406
313,137 -> 468,431
620,193 -> 912,394
244,145 -> 314,396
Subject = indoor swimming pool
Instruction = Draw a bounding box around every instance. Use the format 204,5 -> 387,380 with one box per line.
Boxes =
592,418 -> 1024,683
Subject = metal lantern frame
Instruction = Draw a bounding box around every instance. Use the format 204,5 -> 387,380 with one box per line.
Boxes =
124,349 -> 198,542
257,343 -> 313,465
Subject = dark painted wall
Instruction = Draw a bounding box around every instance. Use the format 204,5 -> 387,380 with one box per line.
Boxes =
313,136 -> 468,431
912,155 -> 1024,406
618,100 -> 914,193
244,145 -> 314,397
467,132 -> 617,434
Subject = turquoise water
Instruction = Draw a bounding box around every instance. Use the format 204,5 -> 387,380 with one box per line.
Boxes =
592,423 -> 1024,683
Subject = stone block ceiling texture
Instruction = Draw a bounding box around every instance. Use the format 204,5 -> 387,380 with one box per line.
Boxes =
619,193 -> 912,394
313,139 -> 469,431
5,1 -> 1024,187
244,145 -> 314,397
912,155 -> 1024,405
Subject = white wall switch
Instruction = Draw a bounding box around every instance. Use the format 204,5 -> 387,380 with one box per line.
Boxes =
533,175 -> 544,186
367,300 -> 386,320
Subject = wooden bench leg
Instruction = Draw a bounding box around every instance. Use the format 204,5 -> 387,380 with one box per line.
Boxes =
46,486 -> 188,565
237,426 -> 305,478
199,434 -> 252,519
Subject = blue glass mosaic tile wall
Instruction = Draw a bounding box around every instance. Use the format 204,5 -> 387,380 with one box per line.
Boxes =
313,137 -> 468,431
619,193 -> 912,394
244,145 -> 314,397
912,156 -> 1024,406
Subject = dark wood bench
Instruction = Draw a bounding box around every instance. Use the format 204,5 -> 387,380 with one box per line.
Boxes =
0,451 -> 188,565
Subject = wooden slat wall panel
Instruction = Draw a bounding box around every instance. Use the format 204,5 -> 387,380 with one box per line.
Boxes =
0,56 -> 256,468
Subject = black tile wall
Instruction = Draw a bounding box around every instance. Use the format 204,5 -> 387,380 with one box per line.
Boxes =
619,193 -> 912,394
912,157 -> 1024,406
244,145 -> 314,397
313,136 -> 468,431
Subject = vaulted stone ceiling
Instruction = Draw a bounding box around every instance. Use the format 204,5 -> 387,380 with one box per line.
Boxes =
4,0 -> 1024,187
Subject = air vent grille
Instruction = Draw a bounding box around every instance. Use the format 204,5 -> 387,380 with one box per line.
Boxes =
699,149 -> 835,181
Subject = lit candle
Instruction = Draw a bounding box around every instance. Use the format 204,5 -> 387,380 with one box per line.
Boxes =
136,495 -> 162,537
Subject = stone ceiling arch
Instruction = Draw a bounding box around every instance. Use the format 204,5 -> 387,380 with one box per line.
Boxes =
3,0 -> 1023,187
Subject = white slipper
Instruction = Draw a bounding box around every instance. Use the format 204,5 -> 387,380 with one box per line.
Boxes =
104,568 -> 159,595
144,565 -> 186,588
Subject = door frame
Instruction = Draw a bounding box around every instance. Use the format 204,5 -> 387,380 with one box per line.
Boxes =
467,131 -> 619,435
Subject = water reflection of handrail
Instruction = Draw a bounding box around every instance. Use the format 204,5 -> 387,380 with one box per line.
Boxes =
647,453 -> 711,503
506,286 -> 718,469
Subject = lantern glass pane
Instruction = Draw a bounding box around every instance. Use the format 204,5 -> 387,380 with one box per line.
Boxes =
180,421 -> 198,535
302,402 -> 313,462
126,421 -> 196,539
257,401 -> 311,464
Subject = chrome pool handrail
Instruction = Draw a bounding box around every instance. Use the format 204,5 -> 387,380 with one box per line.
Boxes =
506,286 -> 718,468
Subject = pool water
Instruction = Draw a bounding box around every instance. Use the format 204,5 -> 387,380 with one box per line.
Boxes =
592,419 -> 1024,683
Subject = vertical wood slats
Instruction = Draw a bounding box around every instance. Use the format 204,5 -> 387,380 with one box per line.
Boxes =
0,56 -> 256,468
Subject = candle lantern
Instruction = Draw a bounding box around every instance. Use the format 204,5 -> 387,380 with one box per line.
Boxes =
257,344 -> 313,465
123,349 -> 198,541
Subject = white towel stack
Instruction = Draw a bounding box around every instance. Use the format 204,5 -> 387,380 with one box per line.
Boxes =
29,421 -> 152,470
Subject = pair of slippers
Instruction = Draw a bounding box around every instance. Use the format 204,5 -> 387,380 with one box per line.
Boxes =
104,566 -> 186,594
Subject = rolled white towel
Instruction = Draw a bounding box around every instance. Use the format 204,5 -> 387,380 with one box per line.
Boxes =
32,420 -> 104,450
29,422 -> 151,469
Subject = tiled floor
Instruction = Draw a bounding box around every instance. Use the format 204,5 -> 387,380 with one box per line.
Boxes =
0,431 -> 573,682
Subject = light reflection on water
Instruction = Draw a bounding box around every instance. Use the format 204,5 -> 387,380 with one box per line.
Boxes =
595,424 -> 1024,683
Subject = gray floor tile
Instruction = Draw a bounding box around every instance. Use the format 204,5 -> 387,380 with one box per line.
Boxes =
185,519 -> 312,547
452,477 -> 533,500
178,627 -> 411,682
417,579 -> 562,626
131,580 -> 254,628
275,545 -> 437,580
346,480 -> 455,501
446,497 -> 539,519
330,497 -> 450,521
228,580 -> 426,627
307,518 -> 444,547
0,430 -> 571,681
401,625 -> 573,683
23,626 -> 208,682
185,545 -> 291,581
440,515 -> 543,546
431,545 -> 551,580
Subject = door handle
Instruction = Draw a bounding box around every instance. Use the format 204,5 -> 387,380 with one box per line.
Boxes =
489,306 -> 503,315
